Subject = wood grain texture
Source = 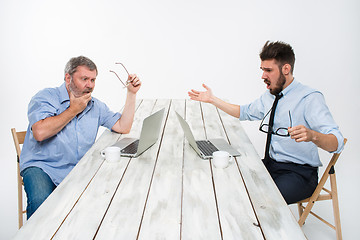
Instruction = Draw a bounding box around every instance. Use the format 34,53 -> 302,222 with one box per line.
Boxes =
137,99 -> 185,240
201,102 -> 263,239
13,128 -> 122,240
52,158 -> 131,240
94,99 -> 171,240
181,99 -> 222,240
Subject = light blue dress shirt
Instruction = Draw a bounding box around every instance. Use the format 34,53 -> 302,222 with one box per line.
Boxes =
240,80 -> 344,167
20,83 -> 121,185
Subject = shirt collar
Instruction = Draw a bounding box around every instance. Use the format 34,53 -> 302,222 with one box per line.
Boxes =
59,82 -> 70,104
281,78 -> 299,96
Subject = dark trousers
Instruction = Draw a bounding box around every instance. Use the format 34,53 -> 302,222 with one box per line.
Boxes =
263,157 -> 318,204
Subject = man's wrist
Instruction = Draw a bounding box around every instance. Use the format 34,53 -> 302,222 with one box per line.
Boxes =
310,129 -> 317,143
66,105 -> 80,117
127,91 -> 137,98
211,96 -> 219,105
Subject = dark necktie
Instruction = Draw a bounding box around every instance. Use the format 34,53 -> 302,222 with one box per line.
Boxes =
264,93 -> 283,160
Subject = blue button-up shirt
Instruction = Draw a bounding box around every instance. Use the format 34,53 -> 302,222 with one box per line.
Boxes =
240,80 -> 344,167
20,83 -> 121,185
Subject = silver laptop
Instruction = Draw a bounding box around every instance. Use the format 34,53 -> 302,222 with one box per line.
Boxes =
175,111 -> 241,159
112,108 -> 165,157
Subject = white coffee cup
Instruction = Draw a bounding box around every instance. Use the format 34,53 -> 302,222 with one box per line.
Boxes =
212,151 -> 233,169
101,146 -> 121,162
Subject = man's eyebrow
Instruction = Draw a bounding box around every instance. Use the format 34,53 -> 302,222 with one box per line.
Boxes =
260,67 -> 272,71
82,75 -> 96,79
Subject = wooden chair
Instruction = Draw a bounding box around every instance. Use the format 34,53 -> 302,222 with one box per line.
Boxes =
11,128 -> 27,229
297,138 -> 347,240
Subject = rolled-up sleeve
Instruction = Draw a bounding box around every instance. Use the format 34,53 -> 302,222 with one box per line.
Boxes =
96,100 -> 122,130
27,89 -> 58,129
304,92 -> 344,153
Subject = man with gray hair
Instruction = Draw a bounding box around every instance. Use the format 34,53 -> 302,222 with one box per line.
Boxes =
20,56 -> 141,219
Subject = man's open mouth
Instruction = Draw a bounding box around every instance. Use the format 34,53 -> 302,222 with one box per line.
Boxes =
264,80 -> 270,89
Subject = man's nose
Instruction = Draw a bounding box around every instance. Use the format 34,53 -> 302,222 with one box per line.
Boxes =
261,71 -> 267,79
86,80 -> 95,88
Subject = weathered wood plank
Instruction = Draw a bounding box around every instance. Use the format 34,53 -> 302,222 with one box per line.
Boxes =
201,102 -> 263,239
94,99 -> 171,240
181,100 -> 222,240
217,109 -> 306,240
137,99 -> 185,240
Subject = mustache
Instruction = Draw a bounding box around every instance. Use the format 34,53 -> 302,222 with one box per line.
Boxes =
83,88 -> 93,93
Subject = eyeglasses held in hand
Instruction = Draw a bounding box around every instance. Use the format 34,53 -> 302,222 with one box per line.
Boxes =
109,63 -> 131,88
259,110 -> 292,137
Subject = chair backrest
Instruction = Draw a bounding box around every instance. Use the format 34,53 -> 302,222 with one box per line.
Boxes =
323,138 -> 347,176
11,128 -> 27,229
306,138 -> 347,204
298,138 -> 347,240
11,128 -> 26,159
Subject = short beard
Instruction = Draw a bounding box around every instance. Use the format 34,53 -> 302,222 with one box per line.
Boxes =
68,77 -> 92,97
270,72 -> 286,95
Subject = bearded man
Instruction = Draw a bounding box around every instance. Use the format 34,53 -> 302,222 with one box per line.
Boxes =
20,56 -> 141,218
188,41 -> 344,204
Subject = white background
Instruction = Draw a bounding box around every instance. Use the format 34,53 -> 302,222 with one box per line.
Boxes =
1,0 -> 359,239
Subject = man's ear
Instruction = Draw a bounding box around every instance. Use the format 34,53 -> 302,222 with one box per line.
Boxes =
282,64 -> 291,75
64,73 -> 71,85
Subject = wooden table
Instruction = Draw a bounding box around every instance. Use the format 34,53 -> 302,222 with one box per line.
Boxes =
13,99 -> 306,240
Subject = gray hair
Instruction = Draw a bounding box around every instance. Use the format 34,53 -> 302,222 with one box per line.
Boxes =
64,56 -> 98,77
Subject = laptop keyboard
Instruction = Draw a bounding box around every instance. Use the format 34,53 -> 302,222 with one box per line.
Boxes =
121,140 -> 139,154
196,140 -> 218,156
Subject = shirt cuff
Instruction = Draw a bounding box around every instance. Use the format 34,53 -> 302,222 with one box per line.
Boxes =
104,112 -> 122,130
328,130 -> 345,154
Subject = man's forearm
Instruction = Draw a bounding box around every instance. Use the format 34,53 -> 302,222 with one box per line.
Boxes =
211,96 -> 240,118
311,131 -> 338,152
112,92 -> 137,134
32,108 -> 78,142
